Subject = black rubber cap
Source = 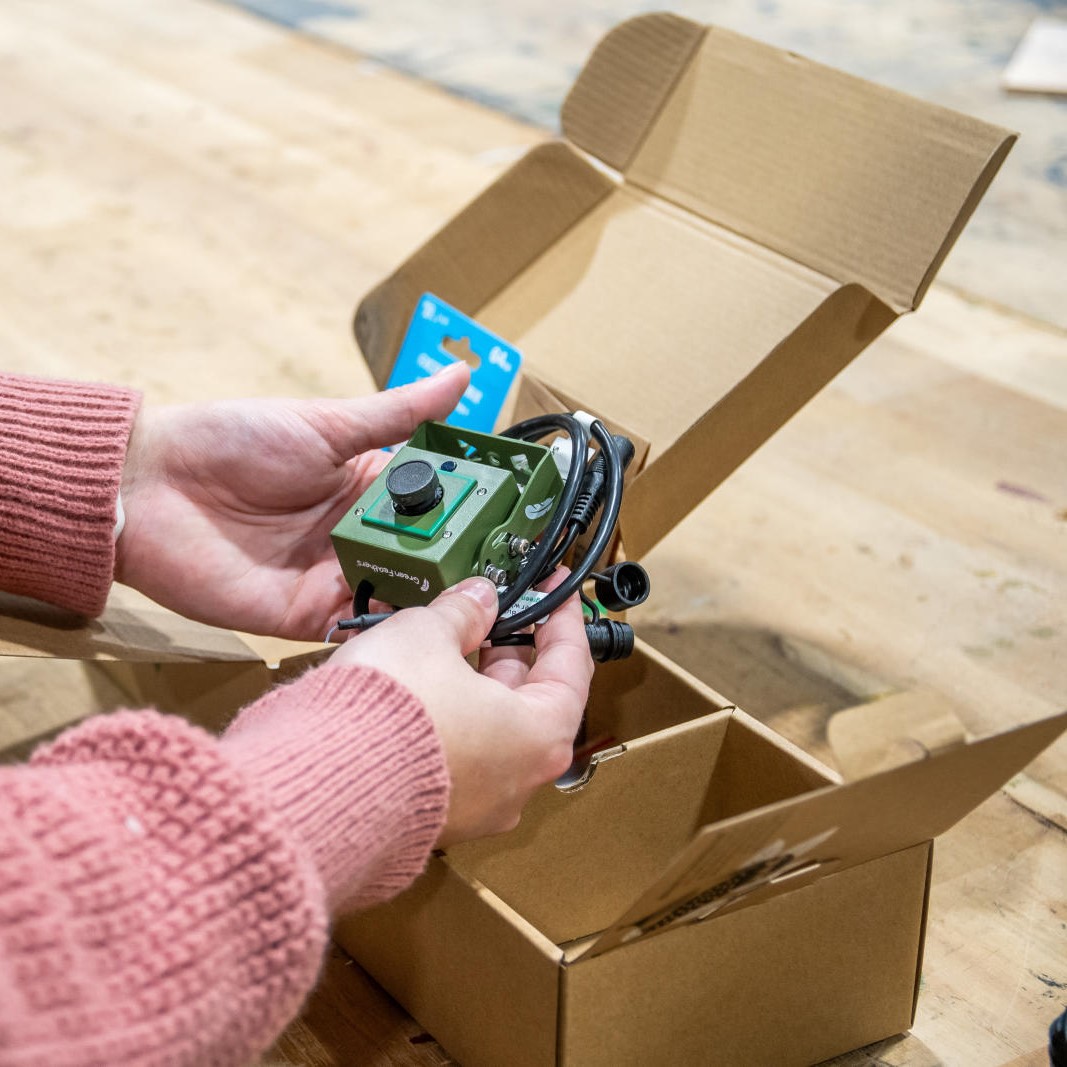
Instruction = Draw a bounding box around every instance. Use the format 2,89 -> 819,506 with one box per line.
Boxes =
594,562 -> 651,612
387,460 -> 443,516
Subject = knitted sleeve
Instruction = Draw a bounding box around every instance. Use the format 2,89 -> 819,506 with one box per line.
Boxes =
0,373 -> 451,1064
0,372 -> 141,616
0,665 -> 449,1067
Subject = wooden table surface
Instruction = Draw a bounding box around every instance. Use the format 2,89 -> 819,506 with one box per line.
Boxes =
0,2 -> 1064,1064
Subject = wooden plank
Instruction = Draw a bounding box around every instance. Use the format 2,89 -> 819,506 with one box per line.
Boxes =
0,0 -> 539,402
262,943 -> 453,1066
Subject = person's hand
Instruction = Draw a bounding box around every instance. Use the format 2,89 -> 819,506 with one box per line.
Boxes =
329,573 -> 592,847
115,362 -> 470,638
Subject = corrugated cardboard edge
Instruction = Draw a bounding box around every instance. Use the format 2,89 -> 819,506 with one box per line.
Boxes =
911,841 -> 936,1024
559,12 -> 704,173
910,133 -> 1016,308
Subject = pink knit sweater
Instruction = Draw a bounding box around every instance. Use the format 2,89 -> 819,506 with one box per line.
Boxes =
0,374 -> 450,1066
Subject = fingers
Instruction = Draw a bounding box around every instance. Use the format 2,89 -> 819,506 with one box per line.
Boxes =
425,577 -> 499,656
326,362 -> 471,460
480,639 -> 534,689
524,587 -> 594,719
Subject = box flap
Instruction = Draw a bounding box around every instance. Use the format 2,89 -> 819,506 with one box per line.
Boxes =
563,17 -> 1015,312
337,858 -> 562,1067
354,19 -> 1013,558
580,708 -> 1067,959
445,668 -> 836,946
558,13 -> 704,174
0,586 -> 264,663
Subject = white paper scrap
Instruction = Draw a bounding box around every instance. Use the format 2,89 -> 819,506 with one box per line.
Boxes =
1002,17 -> 1067,95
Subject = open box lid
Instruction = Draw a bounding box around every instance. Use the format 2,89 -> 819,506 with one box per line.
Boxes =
576,706 -> 1067,961
354,15 -> 1014,559
560,16 -> 1013,314
0,586 -> 327,670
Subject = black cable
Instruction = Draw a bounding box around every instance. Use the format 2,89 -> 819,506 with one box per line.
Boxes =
329,415 -> 637,659
489,420 -> 623,639
337,612 -> 393,631
538,520 -> 581,581
490,413 -> 589,622
353,580 -> 374,616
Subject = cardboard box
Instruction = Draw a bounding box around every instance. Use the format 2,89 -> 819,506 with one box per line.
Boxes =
333,14 -> 1067,1065
340,645 -> 1067,1066
0,585 -> 328,741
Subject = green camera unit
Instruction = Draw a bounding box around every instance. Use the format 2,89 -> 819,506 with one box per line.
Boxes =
331,421 -> 564,608
330,413 -> 650,661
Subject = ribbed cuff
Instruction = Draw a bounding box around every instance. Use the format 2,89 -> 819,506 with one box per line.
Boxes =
221,665 -> 450,913
0,373 -> 141,616
23,710 -> 327,1066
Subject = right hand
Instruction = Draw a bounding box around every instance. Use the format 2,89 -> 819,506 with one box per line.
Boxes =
329,574 -> 592,847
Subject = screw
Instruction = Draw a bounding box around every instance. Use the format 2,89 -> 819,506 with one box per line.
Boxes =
476,487 -> 488,497
354,507 -> 365,517
508,536 -> 531,558
484,564 -> 508,586
442,530 -> 453,539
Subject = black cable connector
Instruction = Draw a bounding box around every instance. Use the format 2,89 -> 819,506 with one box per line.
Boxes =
1051,1005 -> 1067,1067
336,613 -> 393,631
584,619 -> 635,662
570,434 -> 635,534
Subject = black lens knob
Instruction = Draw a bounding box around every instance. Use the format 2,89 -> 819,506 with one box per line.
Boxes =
387,460 -> 443,516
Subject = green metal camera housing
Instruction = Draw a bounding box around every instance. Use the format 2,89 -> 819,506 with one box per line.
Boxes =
331,421 -> 565,607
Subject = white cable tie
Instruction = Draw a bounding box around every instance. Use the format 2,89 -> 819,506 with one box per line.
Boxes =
572,410 -> 599,435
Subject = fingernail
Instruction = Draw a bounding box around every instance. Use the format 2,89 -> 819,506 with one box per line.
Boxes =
454,576 -> 499,609
434,359 -> 467,378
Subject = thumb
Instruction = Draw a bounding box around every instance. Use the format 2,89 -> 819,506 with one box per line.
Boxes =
426,577 -> 499,656
322,361 -> 471,460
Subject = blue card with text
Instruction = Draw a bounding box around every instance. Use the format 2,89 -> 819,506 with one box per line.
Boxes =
386,293 -> 522,433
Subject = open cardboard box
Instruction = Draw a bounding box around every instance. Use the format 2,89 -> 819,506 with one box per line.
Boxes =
335,13 -> 1067,1066
1,13 -> 1062,1067
341,645 -> 1067,1066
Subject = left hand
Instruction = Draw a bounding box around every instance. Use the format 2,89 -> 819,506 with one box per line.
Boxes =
115,363 -> 469,638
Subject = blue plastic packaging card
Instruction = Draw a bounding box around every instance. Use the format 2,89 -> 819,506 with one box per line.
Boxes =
386,293 -> 522,434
